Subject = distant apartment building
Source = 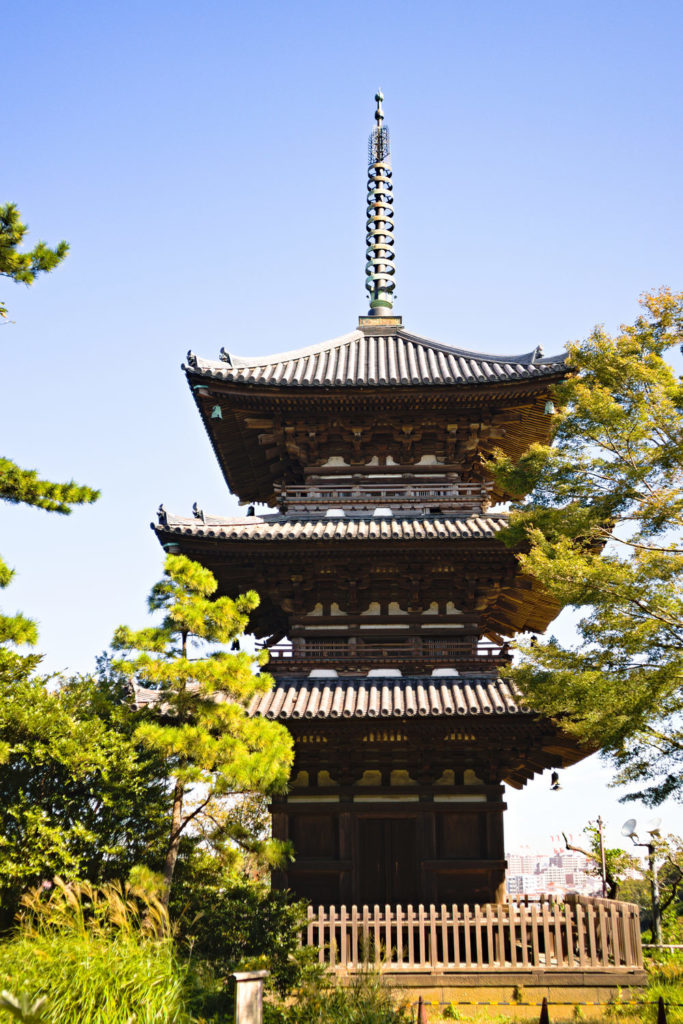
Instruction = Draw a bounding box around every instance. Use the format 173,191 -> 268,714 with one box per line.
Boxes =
507,853 -> 538,876
507,873 -> 541,896
506,849 -> 603,898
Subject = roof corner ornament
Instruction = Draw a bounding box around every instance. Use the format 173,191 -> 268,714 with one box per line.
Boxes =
186,349 -> 198,368
365,90 -> 395,316
192,501 -> 205,523
219,346 -> 232,365
157,503 -> 168,527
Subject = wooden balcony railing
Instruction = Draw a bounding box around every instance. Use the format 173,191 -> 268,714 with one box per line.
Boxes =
262,639 -> 511,672
302,896 -> 643,973
275,480 -> 492,514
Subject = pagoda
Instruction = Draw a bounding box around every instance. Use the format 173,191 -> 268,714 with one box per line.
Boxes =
154,93 -> 588,907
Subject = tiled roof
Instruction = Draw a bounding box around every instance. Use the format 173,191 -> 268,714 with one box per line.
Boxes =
249,676 -> 529,720
185,328 -> 565,388
154,512 -> 508,542
132,676 -> 530,720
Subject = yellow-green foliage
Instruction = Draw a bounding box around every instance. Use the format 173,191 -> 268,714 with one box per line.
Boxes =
487,288 -> 683,804
112,554 -> 294,900
0,879 -> 190,1024
112,554 -> 293,797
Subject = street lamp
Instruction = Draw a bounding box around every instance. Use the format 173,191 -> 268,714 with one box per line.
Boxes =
621,816 -> 663,946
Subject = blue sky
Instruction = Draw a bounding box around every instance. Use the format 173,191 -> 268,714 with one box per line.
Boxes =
3,0 -> 683,851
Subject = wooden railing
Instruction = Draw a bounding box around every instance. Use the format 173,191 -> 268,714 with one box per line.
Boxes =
263,638 -> 511,671
275,480 -> 493,515
302,897 -> 643,973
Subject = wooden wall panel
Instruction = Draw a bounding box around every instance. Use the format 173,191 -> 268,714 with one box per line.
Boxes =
290,814 -> 338,859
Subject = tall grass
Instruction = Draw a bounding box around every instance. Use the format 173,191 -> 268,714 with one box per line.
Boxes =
0,878 -> 191,1024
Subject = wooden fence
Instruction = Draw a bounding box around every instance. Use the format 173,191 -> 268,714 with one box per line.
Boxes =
303,896 -> 643,973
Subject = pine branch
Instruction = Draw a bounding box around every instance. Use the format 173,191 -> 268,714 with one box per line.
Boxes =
0,457 -> 99,514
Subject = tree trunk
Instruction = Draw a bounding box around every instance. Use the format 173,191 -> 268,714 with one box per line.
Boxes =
562,833 -> 619,898
161,779 -> 184,907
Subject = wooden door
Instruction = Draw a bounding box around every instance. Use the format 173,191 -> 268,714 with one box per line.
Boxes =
357,818 -> 418,905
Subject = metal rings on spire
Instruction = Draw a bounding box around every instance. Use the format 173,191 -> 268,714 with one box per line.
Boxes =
366,90 -> 395,314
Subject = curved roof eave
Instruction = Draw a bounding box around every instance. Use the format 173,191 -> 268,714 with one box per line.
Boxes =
183,326 -> 567,389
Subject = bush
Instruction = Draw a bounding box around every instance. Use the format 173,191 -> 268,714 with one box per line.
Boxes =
172,871 -> 309,996
269,965 -> 412,1024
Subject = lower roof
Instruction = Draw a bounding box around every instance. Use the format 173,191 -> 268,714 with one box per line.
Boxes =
248,675 -> 528,721
133,674 -> 528,721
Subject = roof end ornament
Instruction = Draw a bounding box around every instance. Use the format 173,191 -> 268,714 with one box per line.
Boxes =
365,90 -> 396,317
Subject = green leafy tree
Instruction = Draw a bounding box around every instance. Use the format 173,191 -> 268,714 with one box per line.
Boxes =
0,668 -> 169,929
0,203 -> 68,322
615,833 -> 683,942
111,554 -> 293,904
488,289 -> 683,804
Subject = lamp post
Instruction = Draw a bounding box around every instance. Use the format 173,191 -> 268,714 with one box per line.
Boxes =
622,817 -> 663,946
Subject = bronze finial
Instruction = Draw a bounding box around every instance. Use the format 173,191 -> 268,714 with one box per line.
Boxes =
374,89 -> 384,126
365,92 -> 395,315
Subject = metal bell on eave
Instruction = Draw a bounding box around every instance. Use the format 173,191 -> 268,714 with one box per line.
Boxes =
544,400 -> 555,415
211,405 -> 223,419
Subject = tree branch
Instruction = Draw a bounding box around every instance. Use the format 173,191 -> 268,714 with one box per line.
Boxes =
170,792 -> 213,845
659,857 -> 683,914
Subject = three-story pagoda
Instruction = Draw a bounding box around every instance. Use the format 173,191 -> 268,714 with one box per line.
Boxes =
154,94 -> 588,907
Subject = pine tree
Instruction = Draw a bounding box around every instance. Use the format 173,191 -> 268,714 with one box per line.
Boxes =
488,288 -> 683,804
0,203 -> 98,648
0,202 -> 68,321
111,554 -> 293,904
0,459 -> 100,648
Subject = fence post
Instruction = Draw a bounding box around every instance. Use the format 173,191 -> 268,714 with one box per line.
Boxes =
538,995 -> 550,1024
658,994 -> 667,1024
233,970 -> 269,1024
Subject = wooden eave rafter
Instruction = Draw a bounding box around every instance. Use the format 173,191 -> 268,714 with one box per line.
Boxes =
153,521 -> 561,639
282,715 -> 592,788
186,372 -> 565,506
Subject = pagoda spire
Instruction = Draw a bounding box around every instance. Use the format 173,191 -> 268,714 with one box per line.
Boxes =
365,90 -> 396,315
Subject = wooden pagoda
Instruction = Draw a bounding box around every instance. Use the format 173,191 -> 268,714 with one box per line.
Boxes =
153,94 -> 589,909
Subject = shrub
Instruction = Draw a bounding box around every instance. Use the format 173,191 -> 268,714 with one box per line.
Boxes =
270,965 -> 412,1024
172,873 -> 310,996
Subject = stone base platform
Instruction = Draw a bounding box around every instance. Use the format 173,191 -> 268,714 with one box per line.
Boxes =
353,970 -> 649,1021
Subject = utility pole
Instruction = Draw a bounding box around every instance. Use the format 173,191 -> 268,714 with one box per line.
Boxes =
597,816 -> 607,898
622,817 -> 663,946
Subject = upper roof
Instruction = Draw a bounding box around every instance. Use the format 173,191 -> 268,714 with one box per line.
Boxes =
185,326 -> 566,390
